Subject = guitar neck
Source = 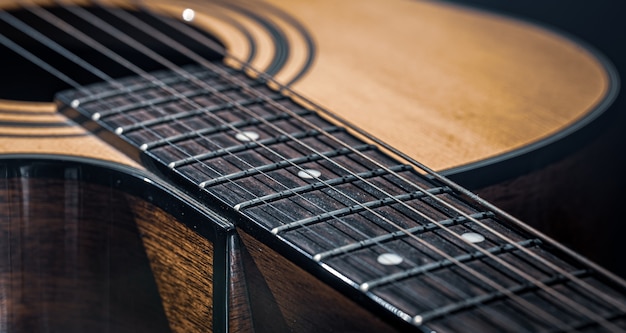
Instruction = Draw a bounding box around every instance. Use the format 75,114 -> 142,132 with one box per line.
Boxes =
56,61 -> 626,332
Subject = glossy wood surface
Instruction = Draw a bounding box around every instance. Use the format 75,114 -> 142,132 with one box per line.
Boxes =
260,0 -> 610,171
0,159 -> 226,332
231,230 -> 399,332
133,189 -> 216,333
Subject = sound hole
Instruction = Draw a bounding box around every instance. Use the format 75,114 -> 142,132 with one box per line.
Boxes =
0,5 -> 224,102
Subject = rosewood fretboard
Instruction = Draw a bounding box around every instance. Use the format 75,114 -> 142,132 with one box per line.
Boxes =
56,62 -> 626,332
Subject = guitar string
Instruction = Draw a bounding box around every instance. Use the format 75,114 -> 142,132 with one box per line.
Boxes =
29,1 -> 620,328
6,1 -> 616,328
28,3 -> 536,328
128,0 -> 626,324
2,5 -> 532,330
69,2 -> 590,329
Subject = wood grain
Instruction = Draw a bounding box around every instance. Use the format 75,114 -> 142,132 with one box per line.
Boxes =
227,235 -> 255,333
256,0 -> 610,170
0,177 -> 171,332
0,161 -> 221,332
132,195 -> 215,333
0,101 -> 140,166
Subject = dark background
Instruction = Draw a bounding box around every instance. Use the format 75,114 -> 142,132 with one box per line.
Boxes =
444,0 -> 626,278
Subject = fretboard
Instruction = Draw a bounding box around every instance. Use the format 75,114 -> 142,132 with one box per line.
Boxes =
56,62 -> 626,332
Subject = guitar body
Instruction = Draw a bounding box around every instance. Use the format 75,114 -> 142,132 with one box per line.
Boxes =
1,1 -> 625,332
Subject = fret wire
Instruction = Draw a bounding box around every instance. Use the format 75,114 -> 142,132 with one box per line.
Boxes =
13,2 -> 620,328
169,123 -> 341,169
67,3 -> 613,327
313,212 -> 493,261
247,151 -> 438,241
138,101 -> 307,150
271,187 -> 450,235
137,6 -> 626,324
120,94 -> 285,135
198,144 -> 374,188
169,126 -> 342,169
234,164 -> 413,211
105,88 -> 200,116
418,269 -> 590,325
94,83 -> 237,120
360,239 -> 542,292
73,67 -> 221,106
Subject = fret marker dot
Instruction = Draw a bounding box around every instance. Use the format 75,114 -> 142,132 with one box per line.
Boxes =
70,99 -> 80,108
297,169 -> 321,179
235,131 -> 259,142
377,253 -> 403,266
461,232 -> 485,243
91,113 -> 101,121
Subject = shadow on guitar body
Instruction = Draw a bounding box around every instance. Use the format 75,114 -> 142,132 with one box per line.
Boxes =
0,158 -> 171,332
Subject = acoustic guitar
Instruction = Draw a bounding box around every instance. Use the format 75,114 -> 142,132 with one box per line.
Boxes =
0,0 -> 624,332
